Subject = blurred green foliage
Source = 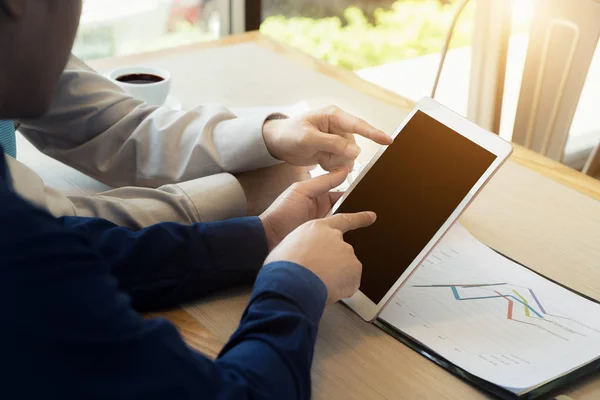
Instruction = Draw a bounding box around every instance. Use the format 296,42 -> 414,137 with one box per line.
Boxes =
260,0 -> 474,71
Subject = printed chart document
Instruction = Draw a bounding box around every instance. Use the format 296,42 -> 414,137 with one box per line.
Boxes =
378,224 -> 600,399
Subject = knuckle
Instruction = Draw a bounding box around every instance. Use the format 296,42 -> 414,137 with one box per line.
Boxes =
289,181 -> 303,191
297,221 -> 312,232
312,220 -> 327,231
342,214 -> 353,225
324,105 -> 339,114
330,138 -> 346,153
351,116 -> 363,131
308,219 -> 320,228
298,129 -> 312,143
355,260 -> 363,273
325,134 -> 338,146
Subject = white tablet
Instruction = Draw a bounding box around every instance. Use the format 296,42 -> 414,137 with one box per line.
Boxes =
328,97 -> 513,322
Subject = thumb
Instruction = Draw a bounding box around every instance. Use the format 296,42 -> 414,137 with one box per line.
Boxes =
295,168 -> 348,198
325,212 -> 377,233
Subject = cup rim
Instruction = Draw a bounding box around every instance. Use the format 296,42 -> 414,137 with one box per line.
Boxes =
108,66 -> 171,87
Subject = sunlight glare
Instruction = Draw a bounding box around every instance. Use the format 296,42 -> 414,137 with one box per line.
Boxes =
513,0 -> 535,28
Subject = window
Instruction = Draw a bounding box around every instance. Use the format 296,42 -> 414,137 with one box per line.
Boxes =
261,0 -> 600,170
73,0 -> 222,61
498,0 -> 536,140
498,0 -> 600,168
564,42 -> 600,169
260,0 -> 476,116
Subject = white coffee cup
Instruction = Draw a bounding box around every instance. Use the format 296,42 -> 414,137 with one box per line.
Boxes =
108,66 -> 171,106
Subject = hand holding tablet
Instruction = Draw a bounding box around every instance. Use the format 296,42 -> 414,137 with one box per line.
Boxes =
328,97 -> 513,321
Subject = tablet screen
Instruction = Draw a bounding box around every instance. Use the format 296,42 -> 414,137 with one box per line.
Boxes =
336,111 -> 497,304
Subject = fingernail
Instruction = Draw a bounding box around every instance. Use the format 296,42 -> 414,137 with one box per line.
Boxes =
345,144 -> 361,158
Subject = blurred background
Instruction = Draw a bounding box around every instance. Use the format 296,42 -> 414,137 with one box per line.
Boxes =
74,0 -> 600,172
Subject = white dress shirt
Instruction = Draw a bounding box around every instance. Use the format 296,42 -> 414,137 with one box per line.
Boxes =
7,56 -> 281,228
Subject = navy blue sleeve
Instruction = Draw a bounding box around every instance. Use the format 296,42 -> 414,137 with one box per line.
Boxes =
60,215 -> 268,311
0,154 -> 328,400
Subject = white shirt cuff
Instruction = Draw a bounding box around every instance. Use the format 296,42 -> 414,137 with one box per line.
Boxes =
213,114 -> 283,173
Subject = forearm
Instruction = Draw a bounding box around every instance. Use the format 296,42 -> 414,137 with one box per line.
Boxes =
7,258 -> 325,400
16,55 -> 280,188
215,262 -> 327,399
60,215 -> 269,311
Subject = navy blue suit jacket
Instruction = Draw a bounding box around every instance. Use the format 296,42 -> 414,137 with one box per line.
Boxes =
0,153 -> 327,399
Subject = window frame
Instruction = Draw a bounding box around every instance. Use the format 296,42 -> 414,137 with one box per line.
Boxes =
226,0 -> 261,34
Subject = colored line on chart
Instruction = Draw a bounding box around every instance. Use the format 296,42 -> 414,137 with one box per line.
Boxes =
528,288 -> 546,313
512,290 -> 530,317
481,284 -> 599,335
525,288 -> 600,334
412,283 -> 597,338
416,284 -> 546,318
451,286 -> 544,318
491,290 -> 568,341
414,284 -> 547,318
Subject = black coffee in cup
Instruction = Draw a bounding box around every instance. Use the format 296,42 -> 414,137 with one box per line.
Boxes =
111,67 -> 171,106
116,73 -> 164,85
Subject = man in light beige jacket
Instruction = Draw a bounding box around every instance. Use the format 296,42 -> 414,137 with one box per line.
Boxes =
8,56 -> 391,229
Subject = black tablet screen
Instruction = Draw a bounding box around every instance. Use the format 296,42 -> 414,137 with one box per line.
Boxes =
335,111 -> 497,304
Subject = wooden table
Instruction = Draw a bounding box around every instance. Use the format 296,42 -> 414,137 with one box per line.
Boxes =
92,32 -> 600,399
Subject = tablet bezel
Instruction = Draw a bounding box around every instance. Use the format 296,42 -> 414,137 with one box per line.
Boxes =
327,97 -> 514,322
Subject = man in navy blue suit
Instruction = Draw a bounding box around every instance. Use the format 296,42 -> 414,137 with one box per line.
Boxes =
0,1 -> 378,399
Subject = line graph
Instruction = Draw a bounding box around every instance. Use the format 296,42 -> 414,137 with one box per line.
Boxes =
412,283 -> 600,338
378,224 -> 600,393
